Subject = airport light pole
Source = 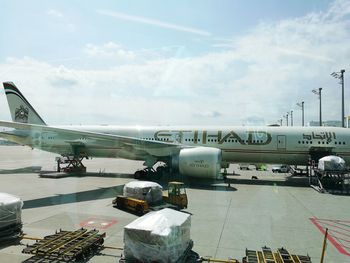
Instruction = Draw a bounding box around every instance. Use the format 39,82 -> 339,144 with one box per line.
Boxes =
290,110 -> 293,126
296,101 -> 304,126
331,69 -> 345,127
312,88 -> 322,126
285,112 -> 289,126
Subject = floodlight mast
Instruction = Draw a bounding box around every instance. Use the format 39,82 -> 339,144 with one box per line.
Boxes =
290,110 -> 293,126
296,101 -> 304,126
312,88 -> 322,126
331,69 -> 345,128
285,112 -> 289,126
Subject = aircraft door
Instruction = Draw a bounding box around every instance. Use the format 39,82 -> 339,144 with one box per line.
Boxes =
174,131 -> 183,143
277,135 -> 286,150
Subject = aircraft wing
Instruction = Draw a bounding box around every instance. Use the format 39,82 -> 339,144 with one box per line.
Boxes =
0,121 -> 183,157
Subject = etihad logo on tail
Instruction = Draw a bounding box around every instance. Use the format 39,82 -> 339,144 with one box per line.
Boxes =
15,105 -> 29,123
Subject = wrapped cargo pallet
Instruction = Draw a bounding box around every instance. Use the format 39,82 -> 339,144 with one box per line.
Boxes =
0,193 -> 23,242
123,181 -> 163,205
318,156 -> 346,171
124,208 -> 191,263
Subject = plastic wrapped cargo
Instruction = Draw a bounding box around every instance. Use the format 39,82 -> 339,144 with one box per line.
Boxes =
124,208 -> 191,263
318,155 -> 346,171
0,193 -> 23,242
123,181 -> 163,205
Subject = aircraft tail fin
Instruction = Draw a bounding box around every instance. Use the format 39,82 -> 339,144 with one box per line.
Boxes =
3,82 -> 47,125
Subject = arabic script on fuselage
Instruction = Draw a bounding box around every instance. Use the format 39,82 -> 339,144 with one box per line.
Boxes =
302,132 -> 336,143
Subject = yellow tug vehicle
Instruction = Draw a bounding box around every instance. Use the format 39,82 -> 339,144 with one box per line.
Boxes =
113,181 -> 188,215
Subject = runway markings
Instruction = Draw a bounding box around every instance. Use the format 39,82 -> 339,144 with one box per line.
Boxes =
79,217 -> 117,230
310,217 -> 350,257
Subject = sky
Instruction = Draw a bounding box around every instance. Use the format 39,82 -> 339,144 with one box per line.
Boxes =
0,0 -> 349,126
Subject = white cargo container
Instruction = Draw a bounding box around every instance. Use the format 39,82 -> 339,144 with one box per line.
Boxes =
123,181 -> 163,205
0,193 -> 23,230
124,208 -> 191,263
0,193 -> 23,242
318,156 -> 346,171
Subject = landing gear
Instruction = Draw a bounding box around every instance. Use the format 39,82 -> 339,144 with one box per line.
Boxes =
56,156 -> 87,173
134,165 -> 169,180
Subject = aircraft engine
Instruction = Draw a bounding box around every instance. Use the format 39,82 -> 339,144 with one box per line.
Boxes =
172,147 -> 222,178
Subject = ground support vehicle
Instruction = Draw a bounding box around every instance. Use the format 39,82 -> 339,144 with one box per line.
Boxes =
239,164 -> 250,170
113,196 -> 151,215
271,165 -> 290,173
56,156 -> 87,173
255,164 -> 267,171
162,181 -> 188,209
113,181 -> 188,215
310,168 -> 350,194
290,166 -> 309,176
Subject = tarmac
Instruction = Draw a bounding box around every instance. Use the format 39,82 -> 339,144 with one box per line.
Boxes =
0,145 -> 349,262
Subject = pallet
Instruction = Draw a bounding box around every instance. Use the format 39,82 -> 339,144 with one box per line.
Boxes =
243,247 -> 311,263
22,228 -> 105,262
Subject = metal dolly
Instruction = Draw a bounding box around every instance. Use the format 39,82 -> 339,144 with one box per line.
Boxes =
22,228 -> 105,262
243,247 -> 311,263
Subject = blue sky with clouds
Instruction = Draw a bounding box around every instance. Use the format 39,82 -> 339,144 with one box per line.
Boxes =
0,0 -> 331,61
0,0 -> 349,126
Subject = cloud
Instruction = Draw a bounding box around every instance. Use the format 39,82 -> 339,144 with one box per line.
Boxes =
242,116 -> 267,126
46,9 -> 78,32
83,42 -> 185,67
47,9 -> 63,18
97,10 -> 211,37
0,1 -> 349,126
275,47 -> 335,63
49,65 -> 78,88
194,111 -> 222,118
84,42 -> 136,61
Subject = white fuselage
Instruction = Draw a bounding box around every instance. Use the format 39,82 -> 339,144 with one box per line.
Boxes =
14,125 -> 350,165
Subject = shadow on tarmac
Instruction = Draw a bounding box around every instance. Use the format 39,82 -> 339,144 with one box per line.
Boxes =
0,166 -> 42,174
155,175 -> 238,192
38,171 -> 135,179
186,179 -> 237,192
226,175 -> 309,187
23,185 -> 124,209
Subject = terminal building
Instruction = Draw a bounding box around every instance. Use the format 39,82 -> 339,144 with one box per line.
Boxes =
309,116 -> 350,127
308,120 -> 343,127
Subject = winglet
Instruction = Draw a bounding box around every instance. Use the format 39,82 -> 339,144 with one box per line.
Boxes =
3,82 -> 47,125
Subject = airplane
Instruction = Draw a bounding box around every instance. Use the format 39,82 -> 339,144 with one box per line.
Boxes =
0,82 -> 349,179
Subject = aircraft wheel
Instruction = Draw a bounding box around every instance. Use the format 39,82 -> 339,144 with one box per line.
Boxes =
155,166 -> 165,179
134,170 -> 142,179
136,204 -> 144,215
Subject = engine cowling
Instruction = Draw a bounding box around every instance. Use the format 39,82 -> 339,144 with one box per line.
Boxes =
173,147 -> 222,179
